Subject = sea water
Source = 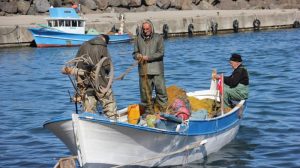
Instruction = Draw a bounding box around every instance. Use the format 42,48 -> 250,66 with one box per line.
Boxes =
0,29 -> 299,167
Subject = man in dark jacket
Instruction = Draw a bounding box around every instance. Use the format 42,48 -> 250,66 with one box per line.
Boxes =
62,34 -> 117,119
215,53 -> 249,108
133,20 -> 168,114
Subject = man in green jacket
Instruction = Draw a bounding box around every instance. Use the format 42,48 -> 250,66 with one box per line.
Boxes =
133,20 -> 168,115
62,35 -> 117,119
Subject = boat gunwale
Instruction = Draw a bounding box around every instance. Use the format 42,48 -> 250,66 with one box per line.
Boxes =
78,114 -> 242,137
43,99 -> 246,134
76,99 -> 245,136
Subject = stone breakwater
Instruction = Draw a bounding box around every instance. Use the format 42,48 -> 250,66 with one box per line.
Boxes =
0,0 -> 300,16
0,9 -> 299,47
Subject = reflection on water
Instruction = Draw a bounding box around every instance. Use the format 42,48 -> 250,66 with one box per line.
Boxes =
0,29 -> 300,167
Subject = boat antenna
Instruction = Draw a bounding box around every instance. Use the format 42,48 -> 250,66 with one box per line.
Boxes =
68,90 -> 78,114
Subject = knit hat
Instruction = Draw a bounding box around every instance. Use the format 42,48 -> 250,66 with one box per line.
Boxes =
230,53 -> 242,62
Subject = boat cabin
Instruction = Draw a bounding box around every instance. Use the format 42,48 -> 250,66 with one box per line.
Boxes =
46,8 -> 85,34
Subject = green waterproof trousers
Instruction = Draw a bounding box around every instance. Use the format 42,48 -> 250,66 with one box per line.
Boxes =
83,88 -> 117,119
224,84 -> 249,108
139,74 -> 168,114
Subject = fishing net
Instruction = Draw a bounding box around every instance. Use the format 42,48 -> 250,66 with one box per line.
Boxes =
153,85 -> 227,118
153,85 -> 188,113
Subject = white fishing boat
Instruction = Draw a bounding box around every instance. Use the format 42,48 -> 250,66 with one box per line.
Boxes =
44,79 -> 246,167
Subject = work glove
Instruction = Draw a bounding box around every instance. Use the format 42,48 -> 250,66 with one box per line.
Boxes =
137,54 -> 143,63
61,66 -> 85,76
61,67 -> 72,75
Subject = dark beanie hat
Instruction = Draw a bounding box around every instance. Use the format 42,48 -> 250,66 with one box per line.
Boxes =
230,53 -> 242,62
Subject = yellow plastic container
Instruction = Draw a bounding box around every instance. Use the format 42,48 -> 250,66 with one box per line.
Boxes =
127,104 -> 140,124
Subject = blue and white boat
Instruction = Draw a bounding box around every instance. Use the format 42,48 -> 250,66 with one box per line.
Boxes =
28,8 -> 132,47
43,79 -> 247,167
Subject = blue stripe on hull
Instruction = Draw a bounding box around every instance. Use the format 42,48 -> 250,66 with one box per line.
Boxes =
44,104 -> 246,136
79,107 -> 242,136
28,28 -> 132,47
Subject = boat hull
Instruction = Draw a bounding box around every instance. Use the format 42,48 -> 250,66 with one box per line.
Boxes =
43,89 -> 246,167
28,28 -> 132,47
73,113 -> 241,167
43,112 -> 76,155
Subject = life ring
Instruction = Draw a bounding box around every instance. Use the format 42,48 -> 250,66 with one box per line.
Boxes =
233,19 -> 239,33
188,23 -> 194,36
253,19 -> 261,31
293,20 -> 300,28
162,24 -> 169,38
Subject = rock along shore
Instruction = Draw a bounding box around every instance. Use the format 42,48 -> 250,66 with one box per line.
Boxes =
0,9 -> 300,47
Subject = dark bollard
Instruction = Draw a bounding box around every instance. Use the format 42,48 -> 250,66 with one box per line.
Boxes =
253,19 -> 261,31
233,19 -> 239,33
136,25 -> 140,36
188,24 -> 194,37
211,22 -> 218,35
293,21 -> 300,28
163,24 -> 169,39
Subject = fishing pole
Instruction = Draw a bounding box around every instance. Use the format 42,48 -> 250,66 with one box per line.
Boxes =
67,74 -> 80,114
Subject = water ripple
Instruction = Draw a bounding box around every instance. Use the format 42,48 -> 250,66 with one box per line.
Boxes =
1,29 -> 300,167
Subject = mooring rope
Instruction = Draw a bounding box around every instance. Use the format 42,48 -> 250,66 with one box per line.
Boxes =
114,61 -> 139,80
111,139 -> 207,168
141,60 -> 154,114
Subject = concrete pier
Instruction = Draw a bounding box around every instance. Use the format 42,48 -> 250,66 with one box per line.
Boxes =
0,9 -> 299,47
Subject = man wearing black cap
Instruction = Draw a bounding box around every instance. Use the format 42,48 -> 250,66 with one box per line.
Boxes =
215,53 -> 249,108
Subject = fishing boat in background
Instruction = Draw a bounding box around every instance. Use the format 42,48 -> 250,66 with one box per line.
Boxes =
43,78 -> 247,167
28,8 -> 132,48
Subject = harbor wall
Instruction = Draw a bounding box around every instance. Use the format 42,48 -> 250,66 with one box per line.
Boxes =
0,9 -> 299,47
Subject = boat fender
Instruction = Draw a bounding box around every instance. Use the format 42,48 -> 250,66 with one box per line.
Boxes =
253,19 -> 261,31
233,19 -> 239,33
293,21 -> 300,28
162,24 -> 169,38
211,21 -> 218,35
188,23 -> 194,36
136,25 -> 140,36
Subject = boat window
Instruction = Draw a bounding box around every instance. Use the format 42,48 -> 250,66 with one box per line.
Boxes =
48,20 -> 52,27
78,21 -> 84,27
59,20 -> 65,27
65,20 -> 70,27
71,20 -> 77,27
54,20 -> 58,27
